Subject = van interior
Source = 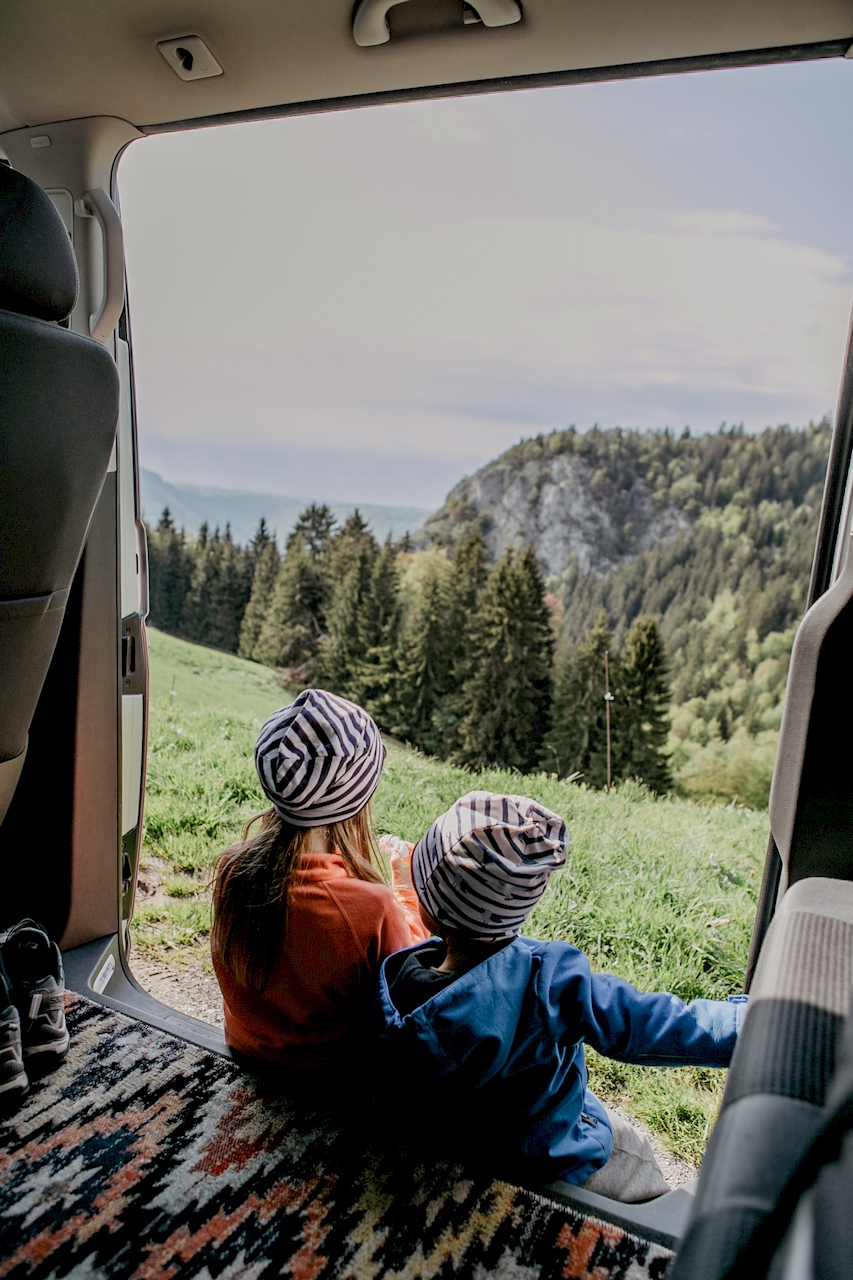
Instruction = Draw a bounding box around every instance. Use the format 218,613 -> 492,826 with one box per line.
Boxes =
3,3 -> 853,1276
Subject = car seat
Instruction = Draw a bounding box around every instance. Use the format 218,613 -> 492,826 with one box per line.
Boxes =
670,876 -> 853,1278
768,993 -> 853,1279
0,162 -> 119,826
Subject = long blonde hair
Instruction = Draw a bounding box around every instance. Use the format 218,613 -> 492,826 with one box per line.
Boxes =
211,803 -> 383,992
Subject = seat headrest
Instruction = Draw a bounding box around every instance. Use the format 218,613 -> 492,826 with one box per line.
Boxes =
0,165 -> 78,322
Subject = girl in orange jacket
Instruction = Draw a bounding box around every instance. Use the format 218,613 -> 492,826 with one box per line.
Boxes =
211,689 -> 427,1072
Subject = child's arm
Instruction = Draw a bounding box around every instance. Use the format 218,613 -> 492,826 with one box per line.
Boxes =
556,952 -> 746,1067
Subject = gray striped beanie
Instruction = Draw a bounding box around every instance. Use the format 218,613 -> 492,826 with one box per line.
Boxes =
412,792 -> 567,941
255,689 -> 384,827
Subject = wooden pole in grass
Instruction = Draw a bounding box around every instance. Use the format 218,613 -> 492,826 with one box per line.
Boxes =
604,650 -> 613,792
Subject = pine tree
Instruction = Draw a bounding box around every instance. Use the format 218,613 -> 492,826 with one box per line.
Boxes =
455,547 -> 553,772
360,540 -> 399,652
617,616 -> 672,793
312,511 -> 380,695
353,540 -> 402,722
180,525 -> 219,644
547,611 -> 614,785
247,517 -> 274,571
431,530 -> 489,754
327,511 -> 376,588
392,562 -> 453,753
318,544 -> 375,697
254,531 -> 326,671
204,526 -> 252,653
251,503 -> 346,672
147,508 -> 192,634
289,504 -> 336,558
447,530 -> 489,644
238,539 -> 280,660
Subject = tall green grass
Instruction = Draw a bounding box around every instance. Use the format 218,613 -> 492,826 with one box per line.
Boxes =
137,626 -> 768,1163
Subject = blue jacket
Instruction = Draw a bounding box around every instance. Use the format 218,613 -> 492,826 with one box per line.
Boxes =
374,936 -> 745,1185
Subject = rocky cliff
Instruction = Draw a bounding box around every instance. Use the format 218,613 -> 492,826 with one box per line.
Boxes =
417,429 -> 692,579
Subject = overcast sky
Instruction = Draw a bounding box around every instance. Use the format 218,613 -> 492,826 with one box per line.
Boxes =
118,57 -> 853,510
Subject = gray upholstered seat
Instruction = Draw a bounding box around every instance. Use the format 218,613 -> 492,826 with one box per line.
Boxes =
670,877 -> 853,1279
0,163 -> 119,824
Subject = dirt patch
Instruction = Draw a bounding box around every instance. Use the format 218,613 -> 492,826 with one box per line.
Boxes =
604,1100 -> 698,1189
130,952 -> 225,1029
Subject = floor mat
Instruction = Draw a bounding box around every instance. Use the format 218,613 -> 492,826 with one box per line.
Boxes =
0,995 -> 673,1280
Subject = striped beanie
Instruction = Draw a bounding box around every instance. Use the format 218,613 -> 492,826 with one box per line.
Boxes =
254,689 -> 384,828
412,792 -> 567,941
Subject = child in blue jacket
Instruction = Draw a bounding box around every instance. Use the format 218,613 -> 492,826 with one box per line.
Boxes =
373,792 -> 746,1202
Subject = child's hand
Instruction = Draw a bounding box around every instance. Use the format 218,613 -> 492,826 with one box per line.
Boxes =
380,834 -> 415,893
381,829 -> 414,890
380,835 -> 422,931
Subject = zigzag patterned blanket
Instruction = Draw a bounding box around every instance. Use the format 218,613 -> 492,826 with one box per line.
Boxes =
0,994 -> 673,1279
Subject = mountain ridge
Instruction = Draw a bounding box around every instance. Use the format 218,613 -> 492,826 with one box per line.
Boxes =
418,422 -> 829,596
140,468 -> 430,547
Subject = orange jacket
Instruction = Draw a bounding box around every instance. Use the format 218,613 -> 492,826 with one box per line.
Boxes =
211,850 -> 429,1071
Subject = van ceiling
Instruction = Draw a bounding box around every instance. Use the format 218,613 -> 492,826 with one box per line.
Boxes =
0,0 -> 851,135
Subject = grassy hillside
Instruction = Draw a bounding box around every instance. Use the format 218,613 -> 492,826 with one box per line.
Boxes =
137,627 -> 769,1163
148,626 -> 291,717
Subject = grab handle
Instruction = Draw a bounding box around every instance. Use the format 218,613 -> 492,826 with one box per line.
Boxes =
353,0 -> 521,46
82,188 -> 125,345
136,519 -> 150,620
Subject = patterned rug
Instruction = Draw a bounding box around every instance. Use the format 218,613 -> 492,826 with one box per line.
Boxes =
0,994 -> 673,1279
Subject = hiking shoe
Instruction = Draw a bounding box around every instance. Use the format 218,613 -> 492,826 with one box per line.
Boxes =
1,920 -> 69,1076
0,966 -> 27,1110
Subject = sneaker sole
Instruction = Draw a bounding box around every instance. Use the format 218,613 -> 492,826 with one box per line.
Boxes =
23,1031 -> 70,1077
0,1074 -> 28,1112
0,1073 -> 28,1093
23,1031 -> 70,1058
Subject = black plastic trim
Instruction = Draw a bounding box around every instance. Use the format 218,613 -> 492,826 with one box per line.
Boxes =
139,38 -> 852,136
809,303 -> 853,606
744,835 -> 782,992
543,1178 -> 696,1249
748,248 -> 853,971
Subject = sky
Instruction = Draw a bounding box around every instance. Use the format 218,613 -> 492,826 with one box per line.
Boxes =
118,57 -> 853,510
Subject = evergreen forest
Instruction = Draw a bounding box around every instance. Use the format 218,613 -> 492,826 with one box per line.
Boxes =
146,420 -> 831,805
